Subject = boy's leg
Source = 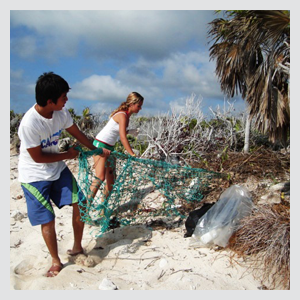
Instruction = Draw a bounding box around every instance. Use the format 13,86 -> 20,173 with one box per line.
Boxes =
42,221 -> 63,277
21,182 -> 63,276
68,202 -> 85,255
51,167 -> 86,255
41,219 -> 61,266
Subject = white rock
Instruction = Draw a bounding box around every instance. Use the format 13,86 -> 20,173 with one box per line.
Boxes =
98,278 -> 118,290
159,258 -> 168,269
269,182 -> 286,192
11,210 -> 25,221
259,192 -> 281,205
83,256 -> 96,267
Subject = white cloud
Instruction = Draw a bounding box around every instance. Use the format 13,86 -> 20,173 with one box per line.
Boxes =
10,35 -> 37,59
67,46 -> 224,116
70,74 -> 129,102
10,10 -> 239,115
69,72 -> 167,113
114,50 -> 222,94
10,69 -> 24,80
10,10 -> 215,61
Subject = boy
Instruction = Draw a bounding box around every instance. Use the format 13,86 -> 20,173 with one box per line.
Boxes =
18,72 -> 110,277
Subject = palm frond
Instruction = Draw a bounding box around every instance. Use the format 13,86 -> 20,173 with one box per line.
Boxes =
208,10 -> 290,144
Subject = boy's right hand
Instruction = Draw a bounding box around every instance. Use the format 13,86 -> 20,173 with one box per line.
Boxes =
67,146 -> 80,159
100,148 -> 111,158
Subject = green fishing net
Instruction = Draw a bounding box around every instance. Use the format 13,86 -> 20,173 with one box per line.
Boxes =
76,147 -> 221,237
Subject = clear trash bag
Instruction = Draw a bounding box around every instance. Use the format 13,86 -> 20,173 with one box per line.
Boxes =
189,185 -> 253,248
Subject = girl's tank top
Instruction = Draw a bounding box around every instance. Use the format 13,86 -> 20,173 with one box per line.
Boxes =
95,111 -> 128,146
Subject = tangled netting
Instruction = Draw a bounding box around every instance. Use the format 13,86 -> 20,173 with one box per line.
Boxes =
76,147 -> 221,237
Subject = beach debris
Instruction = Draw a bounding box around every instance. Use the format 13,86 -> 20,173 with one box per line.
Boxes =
184,203 -> 214,237
189,185 -> 253,248
58,137 -> 71,152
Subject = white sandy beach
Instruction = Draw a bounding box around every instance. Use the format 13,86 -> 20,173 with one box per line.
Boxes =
10,152 -> 265,290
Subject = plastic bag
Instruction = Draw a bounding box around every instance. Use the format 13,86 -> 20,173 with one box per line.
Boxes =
189,185 -> 253,248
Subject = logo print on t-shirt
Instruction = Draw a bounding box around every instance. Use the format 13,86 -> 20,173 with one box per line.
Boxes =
41,129 -> 62,149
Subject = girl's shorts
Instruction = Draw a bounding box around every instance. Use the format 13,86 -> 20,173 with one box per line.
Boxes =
93,139 -> 115,152
21,167 -> 85,226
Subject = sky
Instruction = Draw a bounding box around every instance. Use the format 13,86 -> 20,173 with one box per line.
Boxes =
10,9 -> 247,118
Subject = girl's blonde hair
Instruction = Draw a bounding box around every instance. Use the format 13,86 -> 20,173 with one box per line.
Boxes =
110,92 -> 144,117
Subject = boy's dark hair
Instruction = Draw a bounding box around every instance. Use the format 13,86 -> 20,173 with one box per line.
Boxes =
35,72 -> 70,106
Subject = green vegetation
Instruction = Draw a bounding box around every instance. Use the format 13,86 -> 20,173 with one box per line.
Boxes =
10,105 -> 289,156
10,110 -> 24,139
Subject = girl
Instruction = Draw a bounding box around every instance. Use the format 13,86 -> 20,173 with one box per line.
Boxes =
90,92 -> 144,205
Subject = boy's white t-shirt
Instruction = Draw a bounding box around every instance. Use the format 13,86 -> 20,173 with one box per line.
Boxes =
18,105 -> 73,183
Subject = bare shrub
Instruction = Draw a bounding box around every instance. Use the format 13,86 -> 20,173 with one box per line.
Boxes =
139,94 -> 208,164
88,111 -> 110,139
208,100 -> 246,151
139,94 -> 249,164
228,204 -> 290,289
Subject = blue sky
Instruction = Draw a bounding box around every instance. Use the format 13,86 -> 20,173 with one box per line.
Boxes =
10,9 -> 248,117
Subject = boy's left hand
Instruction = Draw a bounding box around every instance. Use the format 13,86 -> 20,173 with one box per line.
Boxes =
101,148 -> 111,158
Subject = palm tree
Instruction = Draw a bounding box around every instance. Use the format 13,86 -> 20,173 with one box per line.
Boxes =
68,108 -> 83,127
208,10 -> 290,146
80,107 -> 93,130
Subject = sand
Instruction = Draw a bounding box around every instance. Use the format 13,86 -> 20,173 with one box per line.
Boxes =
10,153 -> 264,290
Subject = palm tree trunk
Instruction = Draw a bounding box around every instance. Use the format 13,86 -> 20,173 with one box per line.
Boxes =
243,112 -> 251,153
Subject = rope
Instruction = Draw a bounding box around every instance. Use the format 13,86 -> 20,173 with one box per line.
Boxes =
75,146 -> 221,237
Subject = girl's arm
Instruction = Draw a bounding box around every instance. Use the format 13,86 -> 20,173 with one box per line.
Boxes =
66,124 -> 95,150
66,123 -> 110,157
117,114 -> 136,156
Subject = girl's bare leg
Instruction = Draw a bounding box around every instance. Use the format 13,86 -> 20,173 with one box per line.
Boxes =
88,154 -> 116,219
100,156 -> 116,216
105,156 -> 116,196
84,155 -> 106,221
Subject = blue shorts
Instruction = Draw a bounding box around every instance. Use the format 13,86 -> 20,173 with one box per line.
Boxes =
21,167 -> 85,226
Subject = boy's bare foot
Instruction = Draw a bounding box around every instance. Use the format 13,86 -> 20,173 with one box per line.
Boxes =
46,263 -> 63,277
66,249 -> 84,256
